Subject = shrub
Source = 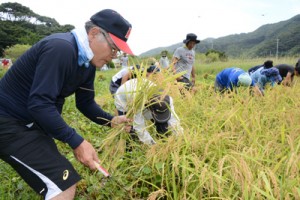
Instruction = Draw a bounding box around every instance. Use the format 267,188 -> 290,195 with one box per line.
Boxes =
5,44 -> 31,62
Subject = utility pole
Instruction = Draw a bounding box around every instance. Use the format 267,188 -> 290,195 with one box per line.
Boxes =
211,39 -> 214,49
276,38 -> 279,60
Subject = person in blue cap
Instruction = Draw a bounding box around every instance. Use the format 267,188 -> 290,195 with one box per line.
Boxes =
0,9 -> 134,199
250,67 -> 282,94
215,67 -> 262,95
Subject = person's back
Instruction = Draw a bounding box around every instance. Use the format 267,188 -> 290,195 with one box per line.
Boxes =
216,67 -> 245,89
215,67 -> 257,94
250,67 -> 264,84
110,67 -> 131,95
112,67 -> 131,85
275,64 -> 294,78
114,78 -> 139,110
0,32 -> 84,121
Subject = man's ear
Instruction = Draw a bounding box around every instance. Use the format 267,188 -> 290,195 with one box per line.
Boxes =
89,27 -> 100,37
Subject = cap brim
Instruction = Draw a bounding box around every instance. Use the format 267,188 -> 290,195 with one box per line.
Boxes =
109,33 -> 134,55
183,39 -> 200,44
238,81 -> 251,87
152,111 -> 171,123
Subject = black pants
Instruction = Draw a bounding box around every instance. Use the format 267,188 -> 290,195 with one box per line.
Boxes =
0,117 -> 80,198
178,76 -> 193,90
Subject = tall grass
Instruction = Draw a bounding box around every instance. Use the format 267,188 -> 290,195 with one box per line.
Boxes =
0,57 -> 299,199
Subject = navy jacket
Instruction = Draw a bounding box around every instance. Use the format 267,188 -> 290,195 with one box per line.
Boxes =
0,33 -> 113,149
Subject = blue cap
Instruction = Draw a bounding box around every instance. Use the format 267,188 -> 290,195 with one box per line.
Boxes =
261,68 -> 282,83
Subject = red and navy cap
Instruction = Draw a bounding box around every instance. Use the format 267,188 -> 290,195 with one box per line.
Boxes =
90,9 -> 133,55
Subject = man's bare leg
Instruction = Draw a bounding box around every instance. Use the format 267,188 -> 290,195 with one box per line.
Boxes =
51,184 -> 76,200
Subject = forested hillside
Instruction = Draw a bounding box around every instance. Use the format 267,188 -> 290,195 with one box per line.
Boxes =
0,2 -> 74,56
141,14 -> 300,58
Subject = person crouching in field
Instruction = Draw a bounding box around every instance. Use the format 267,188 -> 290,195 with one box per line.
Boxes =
275,62 -> 300,86
250,67 -> 282,95
215,67 -> 262,95
114,78 -> 183,145
109,64 -> 140,95
0,9 -> 133,199
109,65 -> 160,97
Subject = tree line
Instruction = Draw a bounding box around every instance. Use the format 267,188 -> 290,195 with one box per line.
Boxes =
0,2 -> 74,57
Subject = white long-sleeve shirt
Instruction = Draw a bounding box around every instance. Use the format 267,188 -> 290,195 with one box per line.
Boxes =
114,79 -> 183,144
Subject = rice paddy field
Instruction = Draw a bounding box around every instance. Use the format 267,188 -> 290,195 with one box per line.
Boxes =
0,57 -> 299,199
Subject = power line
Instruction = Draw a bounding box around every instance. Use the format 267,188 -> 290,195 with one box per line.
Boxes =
276,38 -> 279,60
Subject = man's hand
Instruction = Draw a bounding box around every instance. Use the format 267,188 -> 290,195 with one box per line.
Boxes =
111,115 -> 132,128
282,80 -> 291,87
124,124 -> 132,133
73,140 -> 99,170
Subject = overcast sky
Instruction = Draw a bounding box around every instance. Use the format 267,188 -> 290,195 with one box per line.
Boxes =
3,0 -> 300,55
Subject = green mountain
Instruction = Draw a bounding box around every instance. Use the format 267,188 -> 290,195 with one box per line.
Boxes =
1,2 -> 299,59
140,14 -> 300,58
